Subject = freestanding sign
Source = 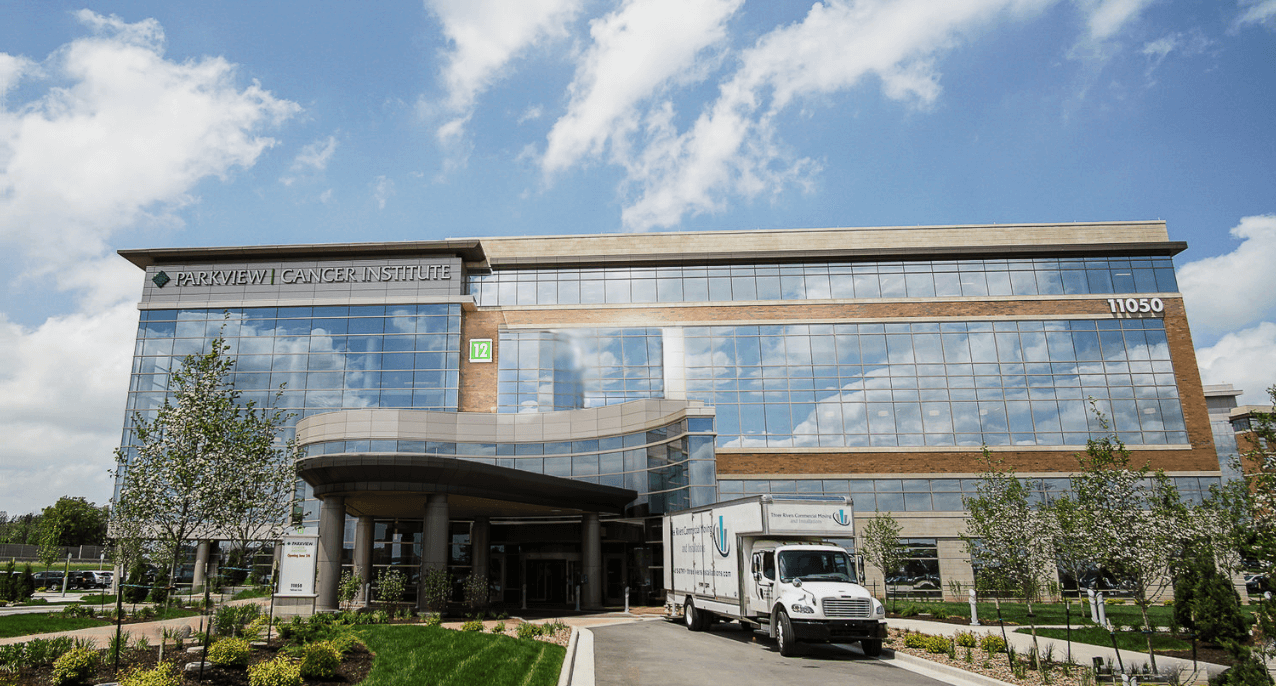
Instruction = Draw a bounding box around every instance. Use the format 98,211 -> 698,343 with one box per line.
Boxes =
276,535 -> 318,597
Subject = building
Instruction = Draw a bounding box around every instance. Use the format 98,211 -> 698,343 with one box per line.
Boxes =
114,220 -> 1221,611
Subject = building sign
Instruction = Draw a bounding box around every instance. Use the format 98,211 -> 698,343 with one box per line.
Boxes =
152,264 -> 452,288
1107,297 -> 1164,317
469,339 -> 494,363
276,535 -> 318,597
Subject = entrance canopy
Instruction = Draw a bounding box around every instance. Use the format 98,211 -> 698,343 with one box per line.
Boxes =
297,454 -> 637,518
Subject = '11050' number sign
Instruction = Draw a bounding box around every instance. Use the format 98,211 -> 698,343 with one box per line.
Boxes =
1108,297 -> 1164,315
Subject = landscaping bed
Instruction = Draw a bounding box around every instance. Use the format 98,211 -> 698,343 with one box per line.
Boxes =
2,639 -> 373,686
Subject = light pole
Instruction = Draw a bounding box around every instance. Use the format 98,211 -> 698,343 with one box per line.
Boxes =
62,553 -> 71,596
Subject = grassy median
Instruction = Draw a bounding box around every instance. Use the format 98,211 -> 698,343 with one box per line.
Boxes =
354,624 -> 566,686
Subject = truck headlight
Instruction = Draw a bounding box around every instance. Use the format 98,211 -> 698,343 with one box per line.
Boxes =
791,603 -> 816,614
873,602 -> 885,616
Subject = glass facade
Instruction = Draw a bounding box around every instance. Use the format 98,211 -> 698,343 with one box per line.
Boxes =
469,257 -> 1179,306
718,476 -> 1221,511
120,304 -> 463,525
306,416 -> 718,514
499,318 -> 1186,448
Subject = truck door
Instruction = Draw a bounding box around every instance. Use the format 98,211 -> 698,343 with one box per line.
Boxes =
748,550 -> 775,615
694,510 -> 714,598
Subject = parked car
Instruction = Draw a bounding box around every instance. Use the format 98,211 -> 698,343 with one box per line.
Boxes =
1246,573 -> 1268,595
85,571 -> 113,589
31,571 -> 65,589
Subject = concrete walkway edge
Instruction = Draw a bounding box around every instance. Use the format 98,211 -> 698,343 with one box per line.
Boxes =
884,649 -> 1017,686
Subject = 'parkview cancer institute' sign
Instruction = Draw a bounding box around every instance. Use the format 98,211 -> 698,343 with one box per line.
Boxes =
141,256 -> 464,306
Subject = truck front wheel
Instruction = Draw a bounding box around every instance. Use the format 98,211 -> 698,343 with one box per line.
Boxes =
861,639 -> 883,657
684,600 -> 707,631
775,609 -> 799,657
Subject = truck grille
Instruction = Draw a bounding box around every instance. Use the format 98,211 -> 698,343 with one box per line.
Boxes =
822,597 -> 872,618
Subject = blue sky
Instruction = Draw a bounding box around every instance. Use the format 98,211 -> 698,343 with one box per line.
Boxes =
1,0 -> 1274,514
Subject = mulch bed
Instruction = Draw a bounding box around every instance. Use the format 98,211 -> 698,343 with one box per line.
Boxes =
888,615 -> 1243,667
7,639 -> 373,686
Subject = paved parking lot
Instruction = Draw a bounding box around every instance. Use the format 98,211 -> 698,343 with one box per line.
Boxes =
592,619 -> 951,686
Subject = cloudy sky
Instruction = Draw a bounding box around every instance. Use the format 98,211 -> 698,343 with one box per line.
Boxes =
1,0 -> 1273,515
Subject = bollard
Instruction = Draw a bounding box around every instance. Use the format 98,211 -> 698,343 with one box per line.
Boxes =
1097,592 -> 1107,627
625,586 -> 630,614
575,584 -> 581,612
968,588 -> 979,626
1088,588 -> 1098,623
522,583 -> 527,611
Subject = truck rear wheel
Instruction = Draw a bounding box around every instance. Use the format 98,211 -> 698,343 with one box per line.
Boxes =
861,639 -> 883,657
775,609 -> 799,657
684,600 -> 707,631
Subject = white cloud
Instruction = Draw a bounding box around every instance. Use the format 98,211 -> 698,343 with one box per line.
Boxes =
0,304 -> 137,514
1235,0 -> 1276,29
372,175 -> 396,209
541,0 -> 743,177
0,11 -> 299,284
1140,29 -> 1210,77
1177,214 -> 1276,333
618,0 -> 1056,231
1075,0 -> 1158,45
426,0 -> 581,146
0,11 -> 298,513
281,135 -> 339,185
1196,322 -> 1276,405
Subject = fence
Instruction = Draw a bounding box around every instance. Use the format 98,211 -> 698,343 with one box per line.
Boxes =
0,543 -> 107,563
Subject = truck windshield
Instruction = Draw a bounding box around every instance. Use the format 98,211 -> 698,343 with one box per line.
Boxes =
777,550 -> 856,583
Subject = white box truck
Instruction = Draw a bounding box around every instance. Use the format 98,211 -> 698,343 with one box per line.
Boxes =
664,495 -> 887,657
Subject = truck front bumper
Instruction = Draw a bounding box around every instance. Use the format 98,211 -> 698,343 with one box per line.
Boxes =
790,619 -> 887,643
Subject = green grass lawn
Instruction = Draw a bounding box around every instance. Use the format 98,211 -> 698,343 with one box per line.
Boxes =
1017,626 -> 1191,652
0,614 -> 108,639
354,625 -> 566,686
892,600 -> 1203,627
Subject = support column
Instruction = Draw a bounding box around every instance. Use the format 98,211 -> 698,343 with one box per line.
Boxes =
315,495 -> 346,612
354,516 -> 374,605
192,540 -> 211,592
582,513 -> 602,610
471,517 -> 490,581
419,495 -> 449,611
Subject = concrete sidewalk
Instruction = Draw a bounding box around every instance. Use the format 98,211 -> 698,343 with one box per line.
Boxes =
888,617 -> 1230,682
0,598 -> 266,648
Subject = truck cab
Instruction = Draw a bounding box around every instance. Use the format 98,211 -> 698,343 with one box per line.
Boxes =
748,542 -> 885,656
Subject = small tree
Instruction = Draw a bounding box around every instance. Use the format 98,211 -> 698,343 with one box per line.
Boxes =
377,568 -> 407,606
859,510 -> 906,610
420,568 -> 451,614
963,449 -> 1058,672
463,572 -> 488,613
37,520 -> 63,574
1071,419 -> 1192,674
122,562 -> 149,604
338,570 -> 362,612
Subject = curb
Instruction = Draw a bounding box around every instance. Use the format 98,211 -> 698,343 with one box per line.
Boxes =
883,649 -> 1018,686
557,627 -> 580,686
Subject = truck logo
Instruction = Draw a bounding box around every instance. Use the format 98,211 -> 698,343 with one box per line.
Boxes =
833,509 -> 851,526
711,516 -> 731,557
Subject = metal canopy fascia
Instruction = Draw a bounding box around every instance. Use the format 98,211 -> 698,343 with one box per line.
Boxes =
297,454 -> 638,515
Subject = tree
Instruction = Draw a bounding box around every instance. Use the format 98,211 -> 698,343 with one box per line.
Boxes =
962,449 -> 1059,671
37,520 -> 63,573
38,497 -> 109,547
859,510 -> 906,609
112,330 -> 297,597
1069,425 -> 1192,674
1226,386 -> 1276,670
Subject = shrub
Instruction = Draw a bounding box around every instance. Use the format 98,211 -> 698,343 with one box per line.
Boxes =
338,571 -> 362,611
207,638 -> 251,668
376,568 -> 406,605
119,663 -> 181,686
421,568 -> 451,613
954,631 -> 978,648
248,656 -> 302,686
461,619 -> 483,632
424,613 -> 442,627
491,622 -> 506,634
903,632 -> 931,649
122,563 -> 149,604
516,622 -> 542,639
898,604 -> 921,617
463,572 -> 488,612
215,604 -> 261,638
931,606 -> 950,620
925,635 -> 953,654
299,641 -> 341,679
51,646 -> 98,686
149,568 -> 170,604
979,634 -> 1007,654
